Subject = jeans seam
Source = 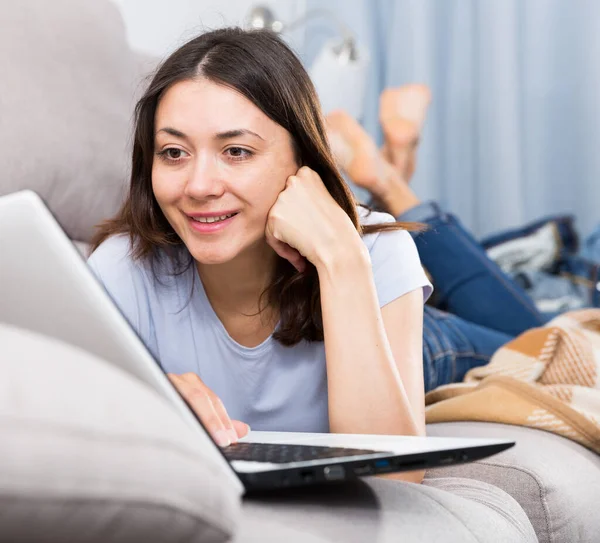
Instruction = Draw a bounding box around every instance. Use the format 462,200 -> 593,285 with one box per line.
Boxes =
425,317 -> 448,357
427,325 -> 447,389
423,341 -> 436,391
423,311 -> 453,390
443,314 -> 475,350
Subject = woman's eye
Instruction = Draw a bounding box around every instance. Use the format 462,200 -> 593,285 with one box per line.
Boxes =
166,148 -> 186,160
157,148 -> 188,162
226,147 -> 253,160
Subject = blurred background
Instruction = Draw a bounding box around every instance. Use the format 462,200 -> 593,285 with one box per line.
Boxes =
9,0 -> 600,240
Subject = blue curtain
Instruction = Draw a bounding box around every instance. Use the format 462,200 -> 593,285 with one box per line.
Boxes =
303,0 -> 600,238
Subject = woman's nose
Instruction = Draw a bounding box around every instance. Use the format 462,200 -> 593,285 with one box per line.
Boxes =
184,154 -> 225,199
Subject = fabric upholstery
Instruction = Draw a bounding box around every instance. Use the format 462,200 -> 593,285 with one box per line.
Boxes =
0,0 -> 155,242
0,323 -> 240,543
235,476 -> 537,542
426,421 -> 600,543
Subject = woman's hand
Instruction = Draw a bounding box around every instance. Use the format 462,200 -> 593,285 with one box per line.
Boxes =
265,166 -> 362,272
167,373 -> 250,447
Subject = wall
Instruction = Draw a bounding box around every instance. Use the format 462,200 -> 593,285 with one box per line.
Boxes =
109,0 -> 305,58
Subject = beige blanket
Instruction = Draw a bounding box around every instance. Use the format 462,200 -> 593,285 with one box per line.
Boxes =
425,309 -> 600,454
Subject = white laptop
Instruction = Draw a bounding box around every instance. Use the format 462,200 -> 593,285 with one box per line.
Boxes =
0,190 -> 514,493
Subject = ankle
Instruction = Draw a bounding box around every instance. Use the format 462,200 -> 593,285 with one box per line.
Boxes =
377,169 -> 421,217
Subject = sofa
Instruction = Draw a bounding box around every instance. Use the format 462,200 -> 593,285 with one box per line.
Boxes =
1,1 -> 598,542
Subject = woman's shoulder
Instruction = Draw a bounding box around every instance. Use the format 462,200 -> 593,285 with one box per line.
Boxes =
88,234 -> 137,272
356,205 -> 413,252
86,234 -> 160,288
88,235 -> 191,289
357,205 -> 396,226
89,233 -> 131,256
355,206 -> 432,304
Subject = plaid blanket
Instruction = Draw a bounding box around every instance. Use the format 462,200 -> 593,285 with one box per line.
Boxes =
425,309 -> 600,454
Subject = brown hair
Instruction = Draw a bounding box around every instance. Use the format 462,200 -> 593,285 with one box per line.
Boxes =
91,27 -> 418,346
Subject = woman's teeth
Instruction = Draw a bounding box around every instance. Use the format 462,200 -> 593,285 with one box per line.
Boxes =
192,213 -> 236,224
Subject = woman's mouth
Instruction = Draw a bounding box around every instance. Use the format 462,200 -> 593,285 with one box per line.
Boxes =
187,212 -> 239,233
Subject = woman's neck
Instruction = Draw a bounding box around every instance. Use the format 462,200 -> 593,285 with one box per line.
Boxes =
196,241 -> 278,317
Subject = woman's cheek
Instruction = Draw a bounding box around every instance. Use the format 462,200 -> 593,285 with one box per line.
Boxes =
256,171 -> 286,205
152,168 -> 183,204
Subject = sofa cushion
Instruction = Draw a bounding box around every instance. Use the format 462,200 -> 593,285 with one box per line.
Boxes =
0,323 -> 241,543
235,477 -> 536,542
426,422 -> 600,543
0,0 -> 153,242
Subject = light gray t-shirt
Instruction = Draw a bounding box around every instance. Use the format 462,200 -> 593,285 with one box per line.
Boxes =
87,207 -> 432,432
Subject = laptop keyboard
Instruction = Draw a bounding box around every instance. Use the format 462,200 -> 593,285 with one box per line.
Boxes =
222,442 -> 385,464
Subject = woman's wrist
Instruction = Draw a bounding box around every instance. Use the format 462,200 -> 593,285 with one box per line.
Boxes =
313,235 -> 371,281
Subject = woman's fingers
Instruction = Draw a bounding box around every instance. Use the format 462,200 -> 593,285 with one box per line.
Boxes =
207,393 -> 239,444
232,419 -> 251,439
265,230 -> 307,273
167,373 -> 237,447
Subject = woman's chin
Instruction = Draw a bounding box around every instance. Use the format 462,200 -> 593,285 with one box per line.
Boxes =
190,251 -> 234,266
183,232 -> 267,267
186,243 -> 240,266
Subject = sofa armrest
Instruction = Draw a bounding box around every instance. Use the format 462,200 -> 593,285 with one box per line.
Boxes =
425,422 -> 600,543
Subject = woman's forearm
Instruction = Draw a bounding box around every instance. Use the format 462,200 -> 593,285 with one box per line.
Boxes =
315,242 -> 423,437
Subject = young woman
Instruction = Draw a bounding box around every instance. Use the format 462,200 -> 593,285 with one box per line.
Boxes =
87,27 -> 432,473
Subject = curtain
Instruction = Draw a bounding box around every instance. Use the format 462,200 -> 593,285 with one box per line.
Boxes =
303,0 -> 600,238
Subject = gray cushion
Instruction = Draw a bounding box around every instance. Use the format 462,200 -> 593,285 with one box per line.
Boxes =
426,422 -> 600,543
0,0 -> 155,242
235,477 -> 536,542
0,323 -> 241,543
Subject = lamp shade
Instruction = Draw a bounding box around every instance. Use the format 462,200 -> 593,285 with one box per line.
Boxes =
309,38 -> 369,121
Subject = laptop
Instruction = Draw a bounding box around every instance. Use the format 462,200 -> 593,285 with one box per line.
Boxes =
0,190 -> 515,493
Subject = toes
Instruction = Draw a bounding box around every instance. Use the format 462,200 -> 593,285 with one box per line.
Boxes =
379,84 -> 431,129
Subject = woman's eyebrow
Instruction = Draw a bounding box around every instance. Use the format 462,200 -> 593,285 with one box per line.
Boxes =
156,127 -> 188,140
215,129 -> 265,141
155,127 -> 265,141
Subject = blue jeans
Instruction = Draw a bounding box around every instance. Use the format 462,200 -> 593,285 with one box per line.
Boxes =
398,202 -> 547,392
422,306 -> 512,391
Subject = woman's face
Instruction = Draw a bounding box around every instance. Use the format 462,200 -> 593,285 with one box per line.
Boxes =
152,78 -> 299,265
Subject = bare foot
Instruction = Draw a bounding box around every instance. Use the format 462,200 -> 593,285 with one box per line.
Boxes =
379,85 -> 431,181
326,110 -> 393,201
325,110 -> 420,217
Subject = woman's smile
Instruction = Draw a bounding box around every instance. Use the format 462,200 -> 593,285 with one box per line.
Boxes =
186,210 -> 240,234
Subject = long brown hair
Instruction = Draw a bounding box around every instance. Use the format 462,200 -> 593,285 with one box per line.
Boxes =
91,27 -> 417,346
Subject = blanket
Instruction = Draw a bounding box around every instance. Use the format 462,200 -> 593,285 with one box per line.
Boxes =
425,309 -> 600,454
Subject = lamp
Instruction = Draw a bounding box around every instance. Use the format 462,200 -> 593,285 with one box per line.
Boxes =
246,6 -> 369,120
